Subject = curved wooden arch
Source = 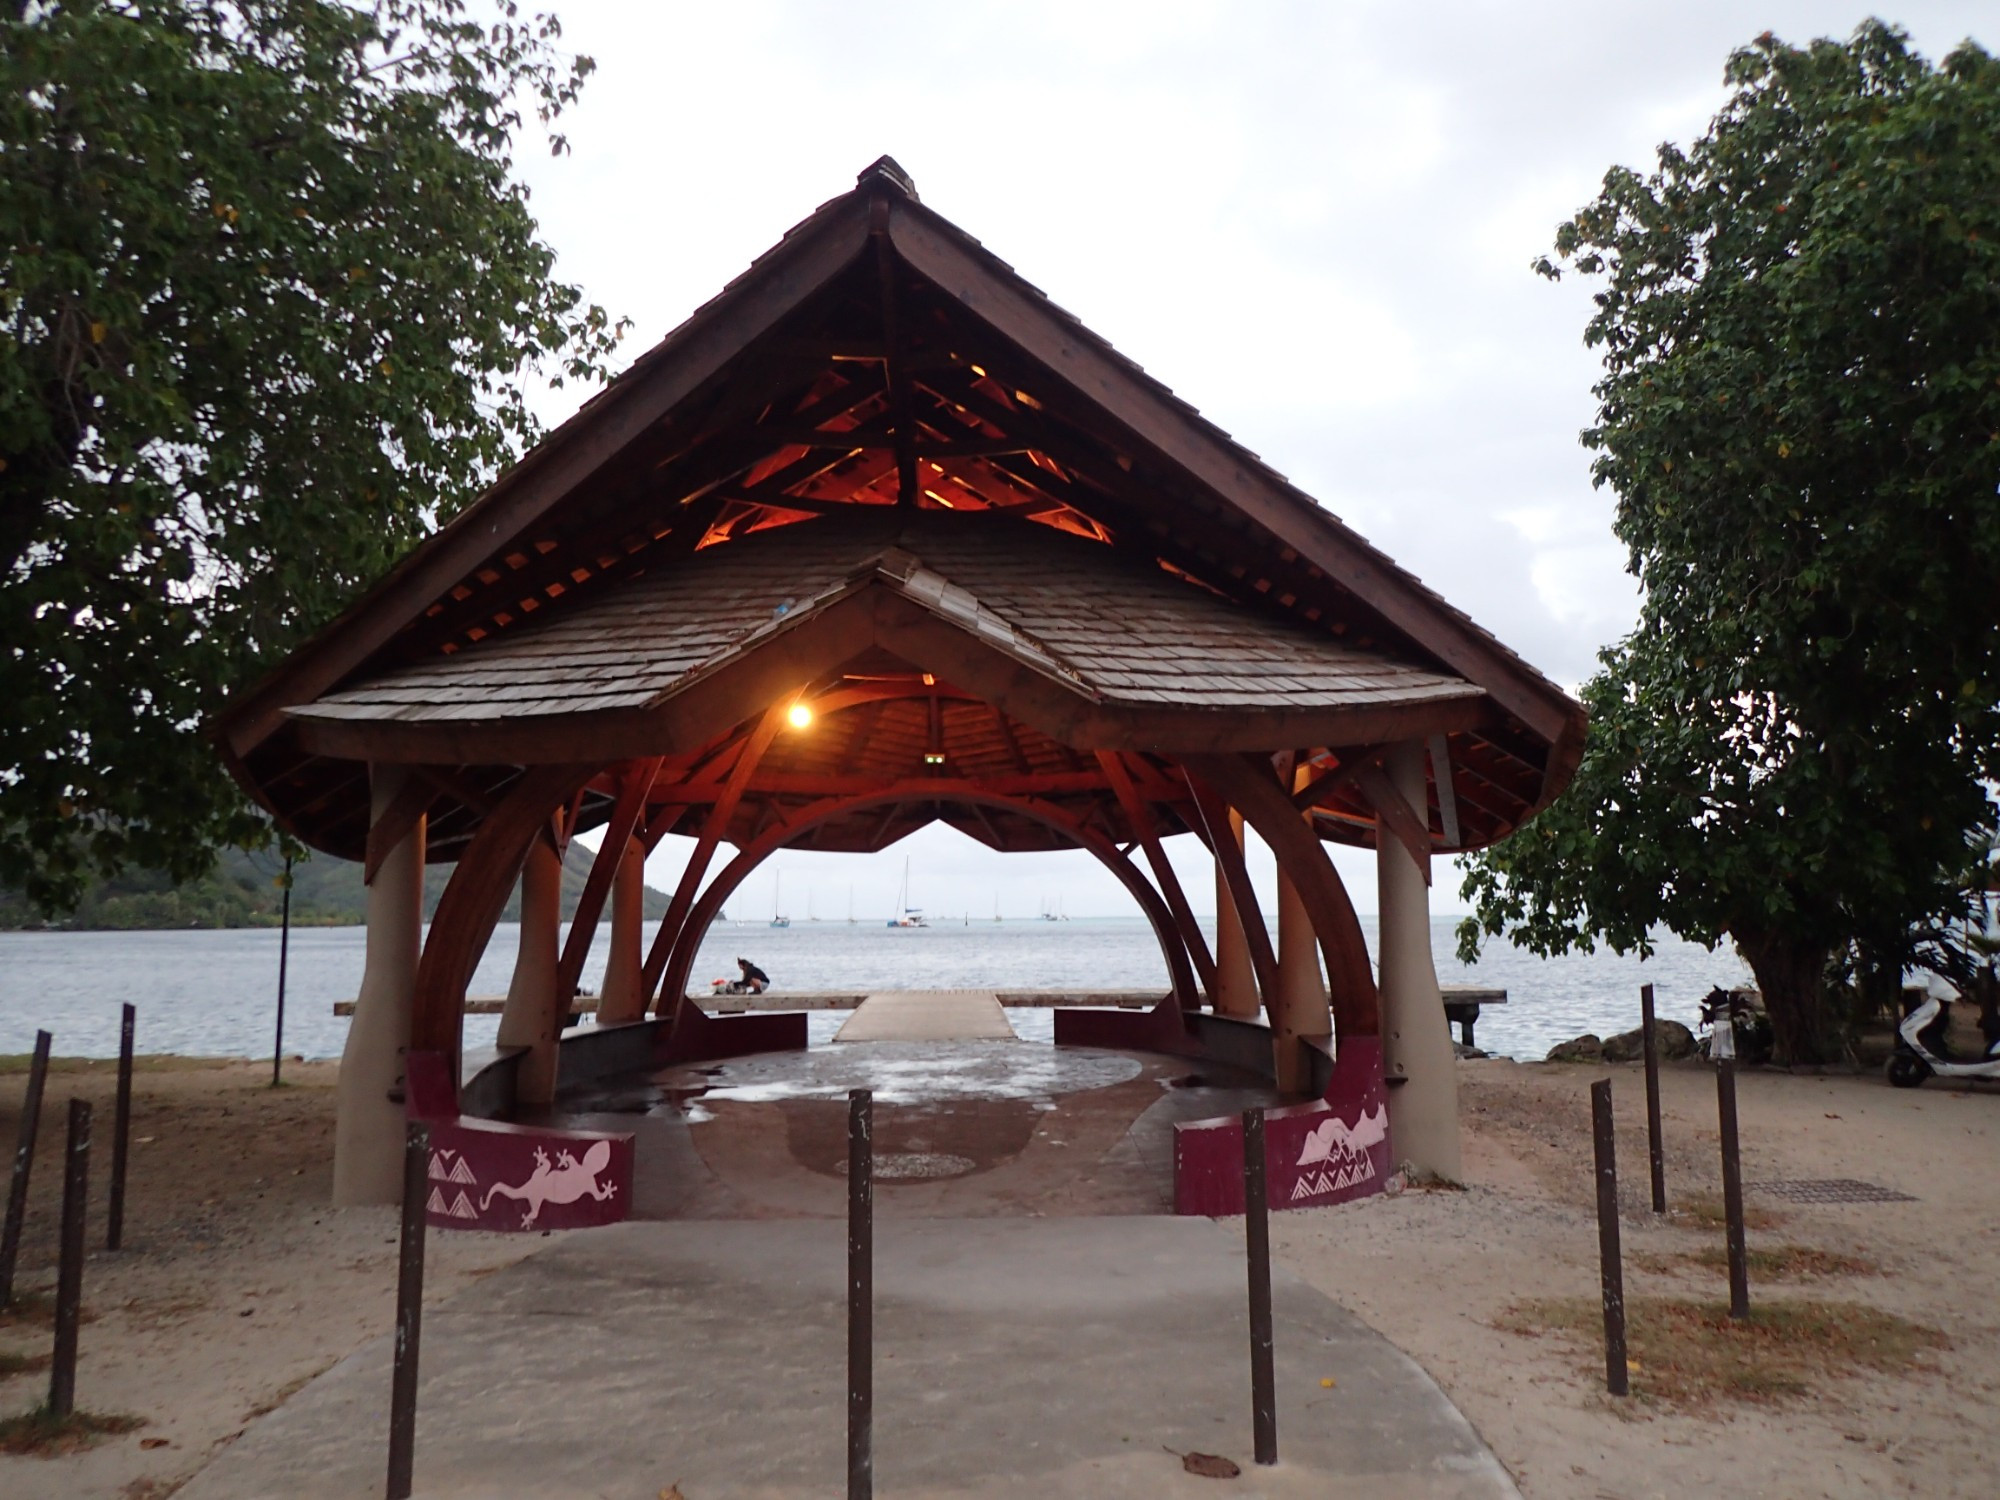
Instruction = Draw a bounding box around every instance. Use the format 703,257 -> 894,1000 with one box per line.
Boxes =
1182,753 -> 1380,1038
653,783 -> 1198,1012
411,762 -> 601,1063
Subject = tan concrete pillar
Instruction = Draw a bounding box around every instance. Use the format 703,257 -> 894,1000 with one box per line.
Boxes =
334,766 -> 425,1206
596,836 -> 647,1025
1377,740 -> 1461,1181
1211,809 -> 1261,1018
1271,767 -> 1332,1091
497,837 -> 562,1103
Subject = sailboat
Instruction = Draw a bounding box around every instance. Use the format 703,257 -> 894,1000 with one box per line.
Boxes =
886,856 -> 928,927
769,870 -> 790,929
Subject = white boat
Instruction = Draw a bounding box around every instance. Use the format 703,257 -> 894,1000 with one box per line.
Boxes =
770,870 -> 790,929
886,856 -> 928,927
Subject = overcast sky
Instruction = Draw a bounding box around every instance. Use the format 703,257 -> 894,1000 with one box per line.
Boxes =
525,2 -> 1993,923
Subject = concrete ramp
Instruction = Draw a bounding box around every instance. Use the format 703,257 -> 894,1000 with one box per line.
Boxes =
834,989 -> 1017,1043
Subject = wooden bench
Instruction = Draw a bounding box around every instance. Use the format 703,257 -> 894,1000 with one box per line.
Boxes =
1440,987 -> 1506,1049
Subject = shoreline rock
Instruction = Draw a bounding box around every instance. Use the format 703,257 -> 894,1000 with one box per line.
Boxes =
1545,1018 -> 1697,1065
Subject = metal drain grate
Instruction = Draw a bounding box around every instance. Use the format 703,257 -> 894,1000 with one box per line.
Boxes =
1746,1178 -> 1916,1204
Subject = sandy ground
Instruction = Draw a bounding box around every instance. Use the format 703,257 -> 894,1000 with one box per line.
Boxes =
1272,1060 -> 2000,1500
0,1054 -> 1993,1498
0,1061 -> 540,1500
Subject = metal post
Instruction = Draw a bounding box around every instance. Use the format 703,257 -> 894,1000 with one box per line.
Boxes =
1242,1107 -> 1277,1464
1640,984 -> 1666,1215
847,1088 -> 873,1500
386,1122 -> 429,1500
1,1030 -> 52,1307
49,1098 -> 90,1417
1590,1080 -> 1628,1397
273,855 -> 292,1088
1716,1056 -> 1750,1319
108,1004 -> 135,1251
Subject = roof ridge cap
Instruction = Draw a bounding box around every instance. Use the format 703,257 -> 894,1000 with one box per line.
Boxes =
855,156 -> 918,201
866,539 -> 1093,697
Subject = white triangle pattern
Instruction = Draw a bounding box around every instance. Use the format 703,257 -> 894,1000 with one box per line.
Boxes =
448,1157 -> 477,1185
1288,1154 -> 1379,1201
448,1191 -> 478,1220
426,1186 -> 449,1214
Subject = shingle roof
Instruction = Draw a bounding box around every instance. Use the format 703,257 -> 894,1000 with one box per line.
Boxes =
292,515 -> 1482,727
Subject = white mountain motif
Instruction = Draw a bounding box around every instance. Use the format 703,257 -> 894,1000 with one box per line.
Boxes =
480,1141 -> 618,1228
426,1186 -> 449,1214
447,1156 -> 477,1186
428,1150 -> 453,1182
1295,1105 -> 1388,1168
448,1191 -> 478,1220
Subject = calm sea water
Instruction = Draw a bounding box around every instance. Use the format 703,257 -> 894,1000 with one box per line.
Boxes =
0,916 -> 1747,1065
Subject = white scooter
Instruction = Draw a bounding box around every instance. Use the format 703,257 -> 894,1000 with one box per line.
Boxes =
1886,992 -> 2000,1087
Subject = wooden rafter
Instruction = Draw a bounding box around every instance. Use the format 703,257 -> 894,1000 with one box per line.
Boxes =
1098,751 -> 1217,998
640,703 -> 789,1005
555,758 -> 662,1002
1181,768 -> 1278,1004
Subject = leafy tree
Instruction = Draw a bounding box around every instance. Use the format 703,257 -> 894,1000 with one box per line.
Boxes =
1,0 -> 624,913
1459,22 -> 2000,1064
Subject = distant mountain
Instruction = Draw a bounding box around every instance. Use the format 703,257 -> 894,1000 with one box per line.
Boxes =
0,844 -> 677,931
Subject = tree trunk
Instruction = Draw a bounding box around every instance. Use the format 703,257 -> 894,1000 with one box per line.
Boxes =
1733,928 -> 1838,1065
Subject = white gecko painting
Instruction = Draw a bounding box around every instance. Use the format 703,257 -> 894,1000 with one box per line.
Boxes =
480,1141 -> 619,1228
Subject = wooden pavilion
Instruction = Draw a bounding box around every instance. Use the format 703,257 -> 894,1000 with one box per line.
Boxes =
216,159 -> 1583,1210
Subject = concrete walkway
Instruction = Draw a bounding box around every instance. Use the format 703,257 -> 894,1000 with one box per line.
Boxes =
177,1217 -> 1517,1500
834,989 -> 1017,1042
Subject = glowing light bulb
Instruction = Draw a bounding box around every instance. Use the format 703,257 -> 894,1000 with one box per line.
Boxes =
787,702 -> 813,729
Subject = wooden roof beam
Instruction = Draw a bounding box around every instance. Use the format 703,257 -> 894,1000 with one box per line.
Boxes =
220,197 -> 876,755
887,201 -> 1574,748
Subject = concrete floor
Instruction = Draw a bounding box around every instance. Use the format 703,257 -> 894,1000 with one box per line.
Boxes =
539,1039 -> 1283,1219
175,1216 -> 1519,1500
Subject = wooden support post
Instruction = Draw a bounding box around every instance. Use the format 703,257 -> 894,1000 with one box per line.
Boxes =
1270,761 -> 1332,1088
847,1088 -> 874,1500
273,855 -> 292,1088
1212,839 -> 1260,1016
1369,741 -> 1460,1179
1591,1080 -> 1628,1397
386,1121 -> 429,1500
596,837 -> 648,1024
49,1098 -> 90,1417
1243,1107 -> 1277,1465
1715,1044 -> 1750,1319
1641,984 -> 1666,1215
0,1029 -> 51,1307
499,835 -> 564,1102
108,1004 -> 134,1251
338,766 -> 426,1206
